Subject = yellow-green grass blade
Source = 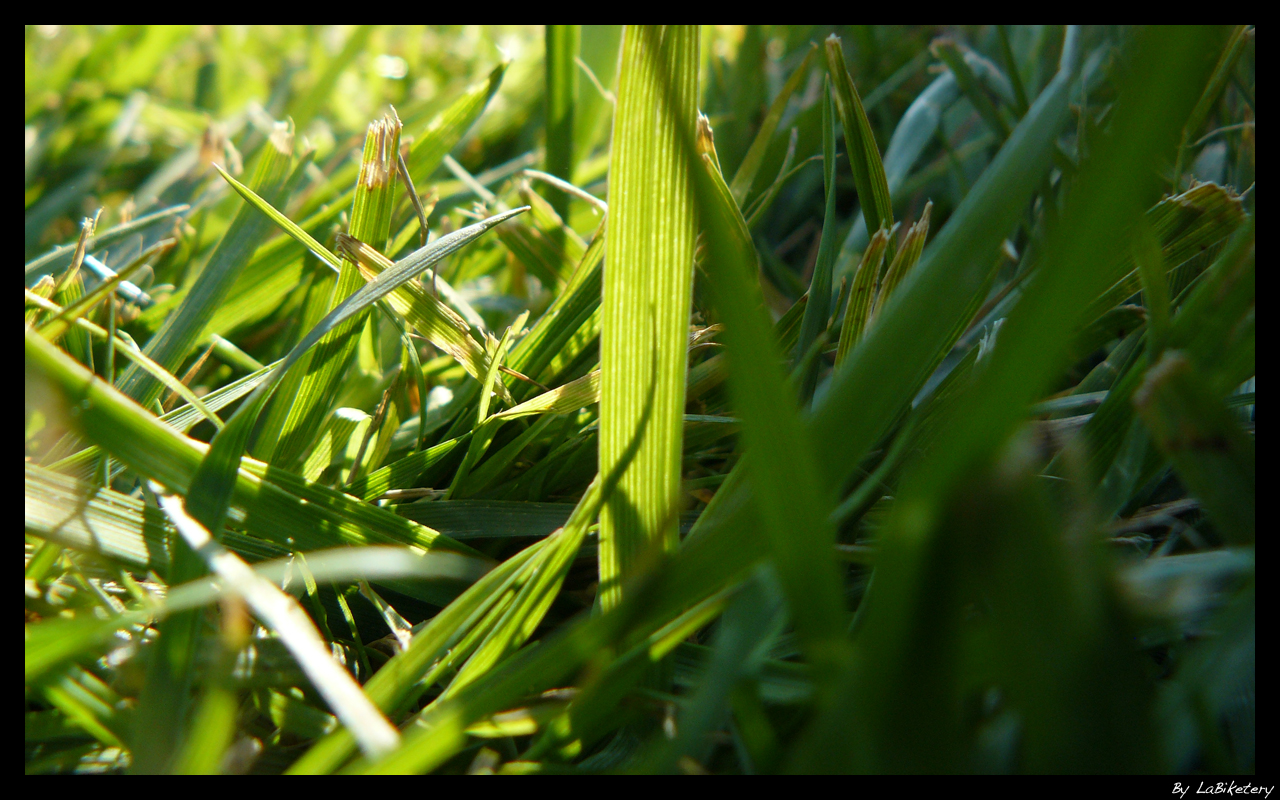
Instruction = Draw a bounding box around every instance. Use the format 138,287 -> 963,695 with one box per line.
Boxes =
287,535 -> 549,774
728,42 -> 817,206
824,34 -> 894,242
454,415 -> 557,499
300,408 -> 369,483
304,427 -> 770,773
336,234 -> 512,403
344,435 -> 468,503
834,227 -> 889,364
115,124 -> 298,408
340,477 -> 769,774
446,318 -> 523,499
24,290 -> 222,433
405,61 -> 509,189
870,200 -> 932,323
45,359 -> 278,483
259,113 -> 401,472
153,486 -> 401,760
598,25 -> 699,612
207,161 -> 342,272
506,219 -> 603,393
443,472 -> 604,696
493,368 -> 600,422
450,369 -> 602,499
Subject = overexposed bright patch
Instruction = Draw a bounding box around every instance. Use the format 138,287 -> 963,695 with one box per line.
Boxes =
374,54 -> 408,80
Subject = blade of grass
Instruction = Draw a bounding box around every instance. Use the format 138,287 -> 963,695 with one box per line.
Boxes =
824,34 -> 894,242
116,124 -> 298,408
598,25 -> 699,612
794,77 -> 840,403
728,42 -> 818,206
544,25 -> 580,221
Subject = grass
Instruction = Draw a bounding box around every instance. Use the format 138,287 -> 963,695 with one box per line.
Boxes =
25,25 -> 1254,774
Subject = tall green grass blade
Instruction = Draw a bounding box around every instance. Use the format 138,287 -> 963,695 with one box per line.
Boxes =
544,25 -> 580,221
794,78 -> 840,403
259,113 -> 401,471
824,34 -> 894,240
598,25 -> 699,612
691,88 -> 849,687
25,290 -> 222,432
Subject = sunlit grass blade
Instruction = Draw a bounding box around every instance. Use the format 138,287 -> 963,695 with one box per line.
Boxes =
258,113 -> 401,471
25,290 -> 222,432
153,485 -> 400,760
336,233 -> 513,403
27,330 -> 488,592
598,25 -> 699,612
115,124 -> 297,408
544,25 -> 580,221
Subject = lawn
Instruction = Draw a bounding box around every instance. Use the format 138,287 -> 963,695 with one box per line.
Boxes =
25,25 -> 1254,774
